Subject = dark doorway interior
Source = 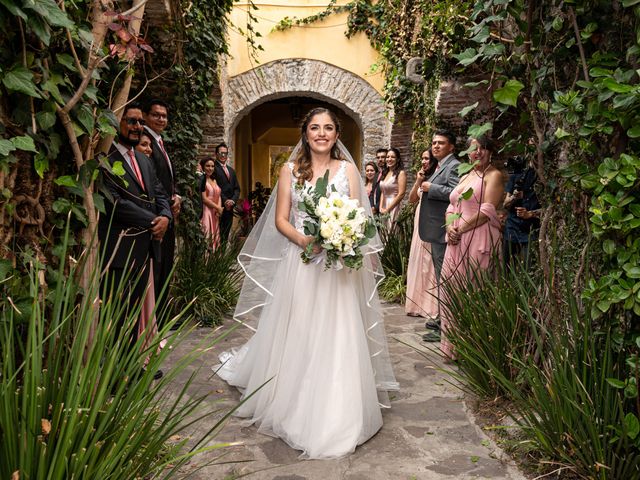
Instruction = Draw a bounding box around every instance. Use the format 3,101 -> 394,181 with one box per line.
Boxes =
233,97 -> 361,198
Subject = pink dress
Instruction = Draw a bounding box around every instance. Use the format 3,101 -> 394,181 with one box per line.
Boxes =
201,180 -> 221,250
138,260 -> 165,356
379,173 -> 400,230
405,192 -> 439,318
440,172 -> 502,359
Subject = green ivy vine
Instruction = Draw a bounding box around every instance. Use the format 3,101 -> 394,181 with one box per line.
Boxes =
144,0 -> 234,247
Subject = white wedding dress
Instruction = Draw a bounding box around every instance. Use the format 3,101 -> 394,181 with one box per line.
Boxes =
216,160 -> 397,459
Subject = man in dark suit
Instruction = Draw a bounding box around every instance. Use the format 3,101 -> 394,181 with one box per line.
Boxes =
418,129 -> 460,341
143,99 -> 180,322
213,143 -> 240,242
98,102 -> 172,363
372,148 -> 387,214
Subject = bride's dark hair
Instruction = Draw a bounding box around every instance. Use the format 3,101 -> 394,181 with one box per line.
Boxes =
294,107 -> 343,185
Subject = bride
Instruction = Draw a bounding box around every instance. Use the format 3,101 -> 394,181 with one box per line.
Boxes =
215,107 -> 398,459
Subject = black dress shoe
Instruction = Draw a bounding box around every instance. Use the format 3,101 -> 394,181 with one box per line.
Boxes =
425,318 -> 440,330
422,331 -> 441,342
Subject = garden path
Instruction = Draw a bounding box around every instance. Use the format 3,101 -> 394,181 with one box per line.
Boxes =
166,303 -> 526,480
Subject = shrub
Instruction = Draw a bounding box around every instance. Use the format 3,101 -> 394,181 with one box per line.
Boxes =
441,267 -> 640,479
170,238 -> 244,326
377,204 -> 414,302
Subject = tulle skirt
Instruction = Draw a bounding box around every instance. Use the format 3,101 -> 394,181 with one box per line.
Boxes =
216,243 -> 383,459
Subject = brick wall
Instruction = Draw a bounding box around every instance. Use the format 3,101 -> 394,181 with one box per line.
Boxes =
389,112 -> 417,188
199,77 -> 225,160
435,77 -> 493,140
144,0 -> 173,26
389,112 -> 414,167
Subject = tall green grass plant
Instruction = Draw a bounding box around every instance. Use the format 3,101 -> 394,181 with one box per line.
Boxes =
0,234 -> 237,479
441,267 -> 640,479
440,264 -> 536,397
378,204 -> 414,302
171,238 -> 244,326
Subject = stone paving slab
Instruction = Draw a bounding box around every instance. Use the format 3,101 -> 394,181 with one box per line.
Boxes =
165,304 -> 526,480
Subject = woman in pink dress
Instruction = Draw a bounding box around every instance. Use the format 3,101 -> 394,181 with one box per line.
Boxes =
378,147 -> 406,232
405,149 -> 439,318
440,135 -> 504,359
200,158 -> 223,250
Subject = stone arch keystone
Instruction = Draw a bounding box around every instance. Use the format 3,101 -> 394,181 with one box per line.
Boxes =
221,59 -> 393,166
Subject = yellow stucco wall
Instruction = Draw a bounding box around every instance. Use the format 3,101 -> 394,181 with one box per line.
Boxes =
228,1 -> 384,94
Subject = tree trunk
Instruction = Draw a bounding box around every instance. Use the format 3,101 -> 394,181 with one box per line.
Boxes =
96,0 -> 148,155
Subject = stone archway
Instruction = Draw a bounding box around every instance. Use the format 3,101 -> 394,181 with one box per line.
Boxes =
220,59 -> 392,166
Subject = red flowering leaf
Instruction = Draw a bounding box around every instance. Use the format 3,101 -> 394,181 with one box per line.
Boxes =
109,43 -> 127,58
126,48 -> 137,61
116,29 -> 132,42
137,38 -> 154,53
108,22 -> 122,31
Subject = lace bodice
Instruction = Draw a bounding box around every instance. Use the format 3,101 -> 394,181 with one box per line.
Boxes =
289,161 -> 350,232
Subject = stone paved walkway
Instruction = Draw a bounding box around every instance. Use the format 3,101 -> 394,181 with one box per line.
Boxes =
165,303 -> 526,480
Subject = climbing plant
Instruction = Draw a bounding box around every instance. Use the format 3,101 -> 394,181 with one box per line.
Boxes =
156,0 -> 234,247
0,0 -> 159,295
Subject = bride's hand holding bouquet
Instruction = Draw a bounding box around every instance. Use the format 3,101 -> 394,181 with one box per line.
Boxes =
297,169 -> 377,270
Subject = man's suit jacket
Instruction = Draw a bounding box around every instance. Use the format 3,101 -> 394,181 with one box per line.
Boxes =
213,161 -> 241,205
369,180 -> 382,213
418,154 -> 460,244
98,146 -> 172,270
144,127 -> 176,199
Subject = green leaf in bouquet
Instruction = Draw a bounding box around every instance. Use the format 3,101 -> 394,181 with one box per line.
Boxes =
364,219 -> 377,238
344,252 -> 363,270
298,200 -> 309,214
314,169 -> 330,197
303,219 -> 318,236
300,247 -> 313,264
347,209 -> 357,220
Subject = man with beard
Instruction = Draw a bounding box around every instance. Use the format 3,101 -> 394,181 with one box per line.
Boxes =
418,129 -> 460,342
375,148 -> 388,178
98,102 -> 172,373
143,99 -> 180,324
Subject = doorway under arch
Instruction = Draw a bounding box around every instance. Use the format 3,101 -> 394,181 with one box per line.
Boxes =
233,97 -> 361,195
220,59 -> 393,198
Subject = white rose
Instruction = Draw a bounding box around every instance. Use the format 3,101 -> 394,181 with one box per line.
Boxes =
320,224 -> 333,239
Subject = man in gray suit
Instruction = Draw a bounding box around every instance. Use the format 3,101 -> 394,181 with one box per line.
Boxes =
418,130 -> 460,341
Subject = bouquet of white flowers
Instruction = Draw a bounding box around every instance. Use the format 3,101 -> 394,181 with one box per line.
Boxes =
297,170 -> 377,270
